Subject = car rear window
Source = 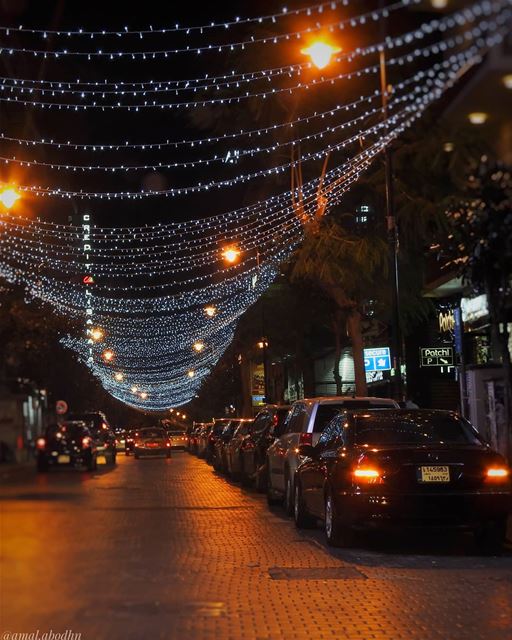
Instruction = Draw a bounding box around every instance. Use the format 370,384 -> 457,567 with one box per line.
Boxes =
139,429 -> 166,438
312,404 -> 347,432
354,413 -> 483,445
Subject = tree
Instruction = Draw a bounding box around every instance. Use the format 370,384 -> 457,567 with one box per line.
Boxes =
439,157 -> 512,443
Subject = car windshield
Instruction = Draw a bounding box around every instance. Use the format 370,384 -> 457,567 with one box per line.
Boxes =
139,429 -> 166,439
354,411 -> 483,446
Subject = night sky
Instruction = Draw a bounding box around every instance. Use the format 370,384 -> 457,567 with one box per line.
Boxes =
0,0 -> 436,228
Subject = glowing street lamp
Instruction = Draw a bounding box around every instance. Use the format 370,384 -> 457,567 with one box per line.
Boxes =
0,187 -> 21,210
102,349 -> 115,363
204,305 -> 217,318
301,41 -> 340,70
221,246 -> 240,264
187,370 -> 195,378
193,341 -> 205,353
90,327 -> 104,342
114,372 -> 124,382
140,392 -> 148,400
131,386 -> 138,393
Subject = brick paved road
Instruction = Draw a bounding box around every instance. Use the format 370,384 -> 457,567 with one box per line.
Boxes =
1,453 -> 511,640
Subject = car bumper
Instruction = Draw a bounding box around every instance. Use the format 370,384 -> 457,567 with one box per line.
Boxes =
335,491 -> 511,529
135,448 -> 170,456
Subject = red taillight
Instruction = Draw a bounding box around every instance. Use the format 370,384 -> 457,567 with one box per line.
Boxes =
36,437 -> 46,450
486,467 -> 509,482
299,433 -> 313,446
82,436 -> 92,448
166,442 -> 171,447
352,467 -> 382,484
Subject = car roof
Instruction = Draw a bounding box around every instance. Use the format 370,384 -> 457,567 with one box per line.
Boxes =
300,396 -> 398,406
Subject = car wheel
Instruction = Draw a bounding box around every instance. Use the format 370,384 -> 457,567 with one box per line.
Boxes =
294,482 -> 316,529
474,519 -> 506,556
284,472 -> 294,516
325,492 -> 354,548
266,467 -> 281,506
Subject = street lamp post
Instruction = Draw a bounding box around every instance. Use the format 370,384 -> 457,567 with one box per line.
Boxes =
302,32 -> 404,400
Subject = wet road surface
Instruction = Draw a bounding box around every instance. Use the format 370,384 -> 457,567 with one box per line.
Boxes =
1,453 -> 512,639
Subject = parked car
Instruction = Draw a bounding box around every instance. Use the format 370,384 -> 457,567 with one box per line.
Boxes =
205,419 -> 232,464
188,423 -> 209,455
36,421 -> 97,472
225,419 -> 254,480
212,420 -> 240,473
240,406 -> 290,490
67,411 -> 117,465
266,396 -> 399,514
134,427 -> 172,459
293,409 -> 511,553
164,428 -> 187,450
197,423 -> 214,458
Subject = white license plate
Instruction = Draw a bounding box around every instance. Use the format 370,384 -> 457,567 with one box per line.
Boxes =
57,455 -> 70,464
97,455 -> 107,465
419,465 -> 450,482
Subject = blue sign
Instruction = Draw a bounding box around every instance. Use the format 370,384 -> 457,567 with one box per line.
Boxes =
364,347 -> 391,372
454,307 -> 463,355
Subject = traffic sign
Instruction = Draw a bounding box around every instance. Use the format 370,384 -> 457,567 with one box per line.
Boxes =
56,400 -> 68,415
364,347 -> 391,372
420,347 -> 454,367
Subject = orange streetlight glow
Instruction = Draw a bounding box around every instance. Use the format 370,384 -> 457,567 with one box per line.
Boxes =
0,187 -> 21,210
131,386 -> 138,393
114,372 -> 124,382
90,328 -> 104,342
301,41 -> 341,70
221,246 -> 240,263
193,341 -> 205,353
140,392 -> 148,400
204,305 -> 217,317
102,349 -> 115,362
187,370 -> 195,378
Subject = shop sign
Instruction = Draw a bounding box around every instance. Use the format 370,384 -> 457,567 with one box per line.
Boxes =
420,347 -> 454,367
364,347 -> 391,372
438,310 -> 455,333
461,294 -> 488,324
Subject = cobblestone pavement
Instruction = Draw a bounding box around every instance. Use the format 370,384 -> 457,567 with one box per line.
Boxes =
1,453 -> 511,640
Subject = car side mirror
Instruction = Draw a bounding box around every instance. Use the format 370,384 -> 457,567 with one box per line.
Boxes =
297,444 -> 316,457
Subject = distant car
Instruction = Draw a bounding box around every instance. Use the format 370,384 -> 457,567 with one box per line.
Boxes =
206,419 -> 233,464
165,429 -> 187,450
240,406 -> 290,490
212,420 -> 240,473
266,396 -> 399,514
67,411 -> 117,465
115,429 -> 127,451
134,427 -> 172,459
225,419 -> 254,480
188,423 -> 208,454
125,428 -> 141,456
197,424 -> 214,459
36,421 -> 97,472
293,409 -> 511,554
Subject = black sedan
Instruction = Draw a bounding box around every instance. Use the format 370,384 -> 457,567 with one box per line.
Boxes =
36,421 -> 97,472
294,410 -> 511,554
134,427 -> 172,458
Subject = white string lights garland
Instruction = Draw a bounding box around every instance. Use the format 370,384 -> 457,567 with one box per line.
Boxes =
0,0 -> 502,409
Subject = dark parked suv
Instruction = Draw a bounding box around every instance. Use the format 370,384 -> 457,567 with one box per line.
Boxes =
36,421 -> 97,472
67,411 -> 117,465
